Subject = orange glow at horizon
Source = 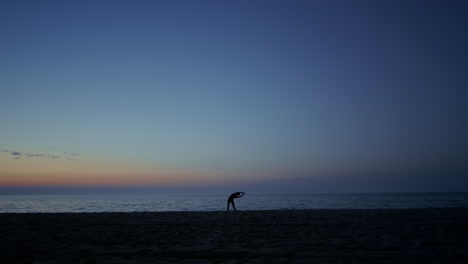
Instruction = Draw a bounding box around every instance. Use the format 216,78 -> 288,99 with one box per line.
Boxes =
0,154 -> 227,187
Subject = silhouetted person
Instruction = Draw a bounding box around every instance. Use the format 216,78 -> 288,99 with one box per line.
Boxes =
227,192 -> 245,211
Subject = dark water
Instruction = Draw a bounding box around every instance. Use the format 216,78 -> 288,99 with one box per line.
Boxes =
1,192 -> 467,213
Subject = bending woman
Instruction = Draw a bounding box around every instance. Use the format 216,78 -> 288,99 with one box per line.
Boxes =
227,192 -> 245,211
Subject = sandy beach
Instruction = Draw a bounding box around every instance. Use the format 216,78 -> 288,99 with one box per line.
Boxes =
1,208 -> 468,264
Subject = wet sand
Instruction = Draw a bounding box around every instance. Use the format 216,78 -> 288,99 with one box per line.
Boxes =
1,208 -> 468,264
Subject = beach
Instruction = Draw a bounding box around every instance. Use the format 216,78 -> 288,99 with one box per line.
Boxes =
1,208 -> 468,264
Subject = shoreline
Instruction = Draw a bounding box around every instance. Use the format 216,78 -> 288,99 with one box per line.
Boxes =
1,207 -> 468,215
2,208 -> 468,263
0,206 -> 468,216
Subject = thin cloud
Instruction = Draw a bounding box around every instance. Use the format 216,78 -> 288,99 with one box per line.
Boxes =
5,150 -> 59,160
4,149 -> 91,162
25,153 -> 44,158
24,153 -> 60,160
63,152 -> 80,156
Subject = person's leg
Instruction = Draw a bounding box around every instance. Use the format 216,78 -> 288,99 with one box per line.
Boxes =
232,201 -> 237,211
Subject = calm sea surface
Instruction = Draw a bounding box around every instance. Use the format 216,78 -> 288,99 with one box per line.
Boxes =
1,192 -> 468,213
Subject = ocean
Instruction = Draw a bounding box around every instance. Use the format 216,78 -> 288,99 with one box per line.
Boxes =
1,192 -> 468,213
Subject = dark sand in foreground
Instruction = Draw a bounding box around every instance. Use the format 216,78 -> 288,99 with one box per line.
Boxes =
1,208 -> 468,264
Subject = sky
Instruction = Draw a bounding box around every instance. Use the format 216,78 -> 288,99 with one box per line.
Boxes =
1,0 -> 467,193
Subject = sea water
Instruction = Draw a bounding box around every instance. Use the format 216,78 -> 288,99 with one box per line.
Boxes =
1,192 -> 468,213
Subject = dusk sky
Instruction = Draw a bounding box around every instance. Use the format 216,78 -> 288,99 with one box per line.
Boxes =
1,0 -> 467,193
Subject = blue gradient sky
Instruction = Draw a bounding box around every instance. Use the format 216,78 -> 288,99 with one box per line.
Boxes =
1,0 -> 467,193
